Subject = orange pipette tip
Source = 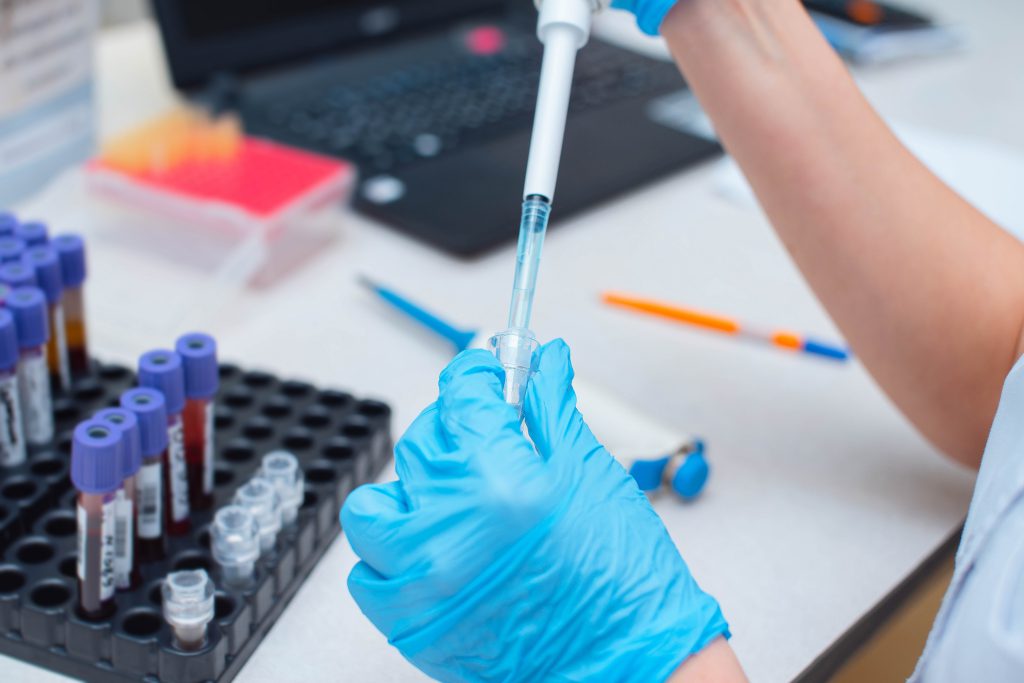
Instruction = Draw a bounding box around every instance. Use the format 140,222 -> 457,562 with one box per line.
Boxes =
602,292 -> 740,335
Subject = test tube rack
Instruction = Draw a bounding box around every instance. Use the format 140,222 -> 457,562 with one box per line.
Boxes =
0,362 -> 392,682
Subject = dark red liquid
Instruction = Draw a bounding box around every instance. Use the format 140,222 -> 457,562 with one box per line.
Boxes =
136,455 -> 166,562
164,418 -> 192,536
68,345 -> 90,378
183,399 -> 213,510
77,493 -> 116,621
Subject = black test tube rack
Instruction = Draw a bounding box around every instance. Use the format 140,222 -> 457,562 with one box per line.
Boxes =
0,362 -> 392,682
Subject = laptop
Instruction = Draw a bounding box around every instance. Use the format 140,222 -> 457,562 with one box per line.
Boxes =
151,0 -> 721,257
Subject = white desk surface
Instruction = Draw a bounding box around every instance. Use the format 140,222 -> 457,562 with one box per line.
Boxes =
6,0 -> 1024,680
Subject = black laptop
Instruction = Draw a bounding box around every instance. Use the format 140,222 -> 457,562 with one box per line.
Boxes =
151,0 -> 721,257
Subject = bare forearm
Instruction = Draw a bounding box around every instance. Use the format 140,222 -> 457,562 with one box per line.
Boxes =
668,637 -> 747,682
661,0 -> 1024,466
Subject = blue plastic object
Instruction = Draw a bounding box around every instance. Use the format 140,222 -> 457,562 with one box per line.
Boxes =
628,456 -> 670,491
0,238 -> 26,264
0,213 -> 17,237
803,338 -> 851,362
71,420 -> 121,494
53,234 -> 86,288
0,262 -> 37,289
611,0 -> 678,35
15,221 -> 48,247
7,287 -> 49,348
343,340 -> 728,682
121,388 -> 170,456
176,332 -> 219,399
0,309 -> 19,371
138,349 -> 186,414
670,450 -> 710,501
359,275 -> 477,352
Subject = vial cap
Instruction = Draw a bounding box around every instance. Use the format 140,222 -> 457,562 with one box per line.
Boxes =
175,333 -> 219,399
6,287 -> 49,348
211,505 -> 260,567
71,420 -> 122,494
0,262 -> 37,289
53,234 -> 86,288
234,476 -> 282,536
0,283 -> 11,307
120,388 -> 169,456
15,221 -> 48,247
0,238 -> 26,263
22,246 -> 63,303
0,309 -> 19,371
138,349 -> 186,415
95,408 -> 143,478
162,569 -> 215,628
261,451 -> 304,507
0,213 -> 17,237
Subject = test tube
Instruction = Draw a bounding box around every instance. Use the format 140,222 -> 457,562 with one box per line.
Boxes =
162,569 -> 215,651
121,389 -> 170,560
0,262 -> 37,288
211,505 -> 259,589
0,213 -> 17,237
0,310 -> 26,467
0,238 -> 26,264
233,477 -> 282,555
261,451 -> 304,526
71,420 -> 121,621
138,350 -> 191,535
7,287 -> 54,446
175,333 -> 218,511
23,246 -> 70,391
53,234 -> 89,379
15,221 -> 47,247
95,408 -> 143,590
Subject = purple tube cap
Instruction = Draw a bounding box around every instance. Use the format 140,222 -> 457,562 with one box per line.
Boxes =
15,221 -> 48,247
6,287 -> 49,348
120,388 -> 169,456
138,349 -> 186,415
22,246 -> 63,304
0,310 -> 19,371
175,333 -> 219,399
0,238 -> 26,264
0,213 -> 17,237
0,261 -> 37,289
53,234 -> 86,288
95,408 -> 143,478
71,420 -> 122,494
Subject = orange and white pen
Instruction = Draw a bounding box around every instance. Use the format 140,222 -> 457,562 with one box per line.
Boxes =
602,291 -> 850,362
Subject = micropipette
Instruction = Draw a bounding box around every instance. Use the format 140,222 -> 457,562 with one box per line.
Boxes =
493,0 -> 607,416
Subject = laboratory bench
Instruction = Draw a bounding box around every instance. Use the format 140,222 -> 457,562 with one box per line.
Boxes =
5,0 -> 1024,680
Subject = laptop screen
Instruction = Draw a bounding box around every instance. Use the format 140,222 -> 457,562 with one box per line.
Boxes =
153,0 -> 507,89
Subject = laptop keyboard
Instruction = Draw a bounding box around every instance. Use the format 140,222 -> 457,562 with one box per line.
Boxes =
249,30 -> 684,176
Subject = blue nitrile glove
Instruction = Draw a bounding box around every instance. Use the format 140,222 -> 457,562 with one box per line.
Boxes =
342,340 -> 728,682
611,0 -> 679,36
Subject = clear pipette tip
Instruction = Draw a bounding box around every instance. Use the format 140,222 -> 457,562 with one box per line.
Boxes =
490,328 -> 539,419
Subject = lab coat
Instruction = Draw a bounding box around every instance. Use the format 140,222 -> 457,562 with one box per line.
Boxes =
910,357 -> 1024,680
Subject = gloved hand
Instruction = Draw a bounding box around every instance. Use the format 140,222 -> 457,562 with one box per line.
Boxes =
342,340 -> 728,682
611,0 -> 679,36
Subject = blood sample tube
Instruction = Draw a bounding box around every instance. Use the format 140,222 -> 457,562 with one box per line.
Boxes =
175,333 -> 218,511
0,213 -> 17,237
95,408 -> 143,590
53,234 -> 89,379
71,419 -> 121,621
0,238 -> 26,264
0,262 -> 37,288
6,287 -> 53,446
121,388 -> 170,561
23,246 -> 70,391
15,221 -> 47,247
163,569 -> 214,651
138,350 -> 190,535
0,310 -> 26,467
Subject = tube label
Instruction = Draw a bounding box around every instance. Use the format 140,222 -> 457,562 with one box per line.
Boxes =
137,461 -> 163,539
17,352 -> 53,444
0,372 -> 25,467
113,487 -> 134,589
77,500 -> 115,602
54,303 -> 71,391
204,402 -> 214,495
168,418 -> 190,521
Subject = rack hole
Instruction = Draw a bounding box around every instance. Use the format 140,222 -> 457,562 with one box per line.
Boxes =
59,555 -> 77,578
173,552 -> 211,572
218,364 -> 240,380
123,609 -> 163,637
44,513 -> 77,537
319,390 -> 353,409
301,407 -> 331,429
214,468 -> 234,487
305,465 -> 336,485
214,409 -> 235,430
223,442 -> 255,463
357,400 -> 389,418
301,491 -> 318,510
340,421 -> 371,439
224,389 -> 253,408
196,527 -> 211,550
261,397 -> 292,419
243,371 -> 274,388
323,439 -> 354,462
149,584 -> 162,606
243,419 -> 274,441
17,540 -> 54,564
0,567 -> 25,594
0,504 -> 6,521
99,365 -> 130,381
53,398 -> 79,421
2,478 -> 36,500
280,381 -> 313,398
30,581 -> 70,608
214,594 -> 236,620
31,458 -> 65,477
58,433 -> 73,455
73,379 -> 104,401
283,429 -> 314,451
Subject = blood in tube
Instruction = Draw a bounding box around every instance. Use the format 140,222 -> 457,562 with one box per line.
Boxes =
121,388 -> 170,561
96,408 -> 143,590
175,333 -> 218,510
53,234 -> 89,378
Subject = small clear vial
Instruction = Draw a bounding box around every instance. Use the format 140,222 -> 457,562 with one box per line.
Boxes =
261,451 -> 304,526
138,349 -> 191,535
95,408 -> 143,590
0,309 -> 26,467
53,234 -> 89,379
7,287 -> 54,446
162,569 -> 215,652
211,505 -> 259,589
175,333 -> 219,511
234,477 -> 282,554
23,246 -> 70,391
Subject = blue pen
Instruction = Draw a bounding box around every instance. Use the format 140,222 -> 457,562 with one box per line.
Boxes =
359,276 -> 477,353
